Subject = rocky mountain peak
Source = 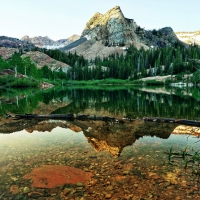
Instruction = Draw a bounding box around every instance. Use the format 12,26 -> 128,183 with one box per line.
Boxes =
61,6 -> 181,60
21,35 -> 30,41
82,6 -> 138,46
81,6 -> 180,52
111,5 -> 121,10
85,12 -> 103,29
67,34 -> 80,41
105,5 -> 124,18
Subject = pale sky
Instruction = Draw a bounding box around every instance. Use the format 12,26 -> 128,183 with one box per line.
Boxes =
1,0 -> 199,41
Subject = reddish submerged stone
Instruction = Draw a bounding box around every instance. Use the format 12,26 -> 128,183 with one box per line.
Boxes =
23,165 -> 92,188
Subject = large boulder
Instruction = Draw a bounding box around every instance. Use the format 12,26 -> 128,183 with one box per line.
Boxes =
23,165 -> 92,188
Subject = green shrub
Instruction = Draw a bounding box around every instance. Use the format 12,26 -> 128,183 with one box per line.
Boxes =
131,80 -> 144,85
145,80 -> 164,86
7,78 -> 39,88
165,78 -> 173,85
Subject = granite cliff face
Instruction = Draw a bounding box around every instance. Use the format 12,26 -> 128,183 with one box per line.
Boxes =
81,6 -> 179,48
21,34 -> 80,49
64,6 -> 180,59
82,6 -> 139,46
142,27 -> 179,48
175,30 -> 200,45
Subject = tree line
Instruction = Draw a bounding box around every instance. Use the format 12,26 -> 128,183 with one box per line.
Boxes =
1,42 -> 200,84
78,42 -> 200,81
58,42 -> 200,81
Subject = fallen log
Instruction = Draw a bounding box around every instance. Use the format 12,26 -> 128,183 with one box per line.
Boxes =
143,117 -> 200,127
175,119 -> 200,126
7,114 -> 75,121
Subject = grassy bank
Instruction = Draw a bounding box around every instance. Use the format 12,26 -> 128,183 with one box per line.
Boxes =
2,76 -> 195,88
66,79 -> 128,85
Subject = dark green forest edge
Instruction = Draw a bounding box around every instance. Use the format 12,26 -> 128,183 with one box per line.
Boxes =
0,41 -> 200,88
1,87 -> 200,120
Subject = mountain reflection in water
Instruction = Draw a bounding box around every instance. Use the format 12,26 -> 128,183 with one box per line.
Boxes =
0,87 -> 200,199
0,119 -> 199,199
1,119 -> 199,158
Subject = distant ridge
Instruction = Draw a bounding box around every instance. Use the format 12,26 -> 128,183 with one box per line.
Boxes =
0,36 -> 35,50
21,34 -> 80,49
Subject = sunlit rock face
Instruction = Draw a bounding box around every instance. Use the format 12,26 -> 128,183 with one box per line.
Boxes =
82,6 -> 179,50
175,30 -> 200,45
64,6 -> 180,59
82,6 -> 138,46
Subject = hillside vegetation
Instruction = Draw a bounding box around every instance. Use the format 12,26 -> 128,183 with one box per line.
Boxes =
37,43 -> 200,85
1,42 -> 200,87
0,53 -> 68,87
64,42 -> 200,85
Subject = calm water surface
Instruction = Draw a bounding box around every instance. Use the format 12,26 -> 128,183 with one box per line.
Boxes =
0,86 -> 199,199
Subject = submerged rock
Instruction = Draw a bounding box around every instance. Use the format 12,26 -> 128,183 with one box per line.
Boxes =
23,165 -> 92,188
10,185 -> 19,194
23,187 -> 30,194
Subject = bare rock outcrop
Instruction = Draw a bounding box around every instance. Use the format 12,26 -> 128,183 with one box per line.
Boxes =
21,51 -> 71,73
68,40 -> 126,60
82,6 -> 139,46
21,35 -> 54,47
0,47 -> 18,59
175,30 -> 200,45
82,6 -> 179,49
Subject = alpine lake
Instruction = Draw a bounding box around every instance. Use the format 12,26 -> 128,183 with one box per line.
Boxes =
0,85 -> 200,200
